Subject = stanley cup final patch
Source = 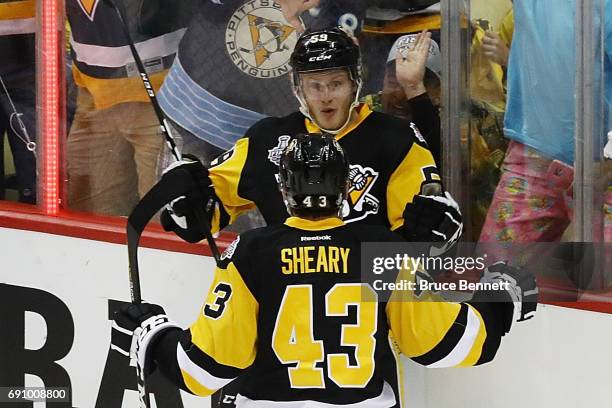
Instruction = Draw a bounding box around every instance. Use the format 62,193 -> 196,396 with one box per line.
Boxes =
225,0 -> 300,78
268,135 -> 292,165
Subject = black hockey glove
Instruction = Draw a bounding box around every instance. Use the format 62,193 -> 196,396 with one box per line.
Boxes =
471,261 -> 538,333
160,155 -> 218,243
112,303 -> 180,374
401,190 -> 463,256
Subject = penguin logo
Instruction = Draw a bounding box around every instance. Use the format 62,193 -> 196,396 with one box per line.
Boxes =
225,0 -> 300,78
341,164 -> 380,223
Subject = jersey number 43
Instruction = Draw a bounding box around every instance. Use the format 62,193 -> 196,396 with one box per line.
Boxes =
272,283 -> 378,389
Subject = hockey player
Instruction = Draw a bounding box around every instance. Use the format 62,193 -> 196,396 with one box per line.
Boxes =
160,27 -> 463,255
113,134 -> 537,407
156,0 -> 367,166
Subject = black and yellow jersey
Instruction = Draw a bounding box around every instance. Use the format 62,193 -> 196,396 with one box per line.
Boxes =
152,217 -> 502,406
208,103 -> 441,232
65,0 -> 192,109
0,0 -> 35,82
0,0 -> 34,34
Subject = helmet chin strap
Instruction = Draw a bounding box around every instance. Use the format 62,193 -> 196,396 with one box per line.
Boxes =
294,80 -> 363,135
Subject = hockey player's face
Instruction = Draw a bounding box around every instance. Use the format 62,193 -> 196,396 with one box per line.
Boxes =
300,70 -> 356,130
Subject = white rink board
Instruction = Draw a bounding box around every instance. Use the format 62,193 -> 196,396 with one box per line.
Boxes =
422,303 -> 612,408
1,226 -> 612,408
0,226 -> 216,408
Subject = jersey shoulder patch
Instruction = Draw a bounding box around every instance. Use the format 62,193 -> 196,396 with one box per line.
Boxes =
220,236 -> 240,262
218,228 -> 260,269
409,122 -> 427,145
222,225 -> 279,266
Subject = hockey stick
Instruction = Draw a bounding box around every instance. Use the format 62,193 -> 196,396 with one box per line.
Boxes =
125,170 -> 202,408
104,0 -> 222,292
102,0 -> 221,406
104,0 -> 221,263
104,0 -> 180,162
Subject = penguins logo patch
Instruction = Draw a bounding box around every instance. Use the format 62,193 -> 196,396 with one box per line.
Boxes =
342,164 -> 380,223
225,0 -> 299,78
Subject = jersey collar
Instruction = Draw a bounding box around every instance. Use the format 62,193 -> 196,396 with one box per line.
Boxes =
284,216 -> 345,231
305,103 -> 373,141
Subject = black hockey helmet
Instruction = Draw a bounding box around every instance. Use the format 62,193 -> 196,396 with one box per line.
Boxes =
290,27 -> 362,87
290,27 -> 363,133
279,133 -> 349,217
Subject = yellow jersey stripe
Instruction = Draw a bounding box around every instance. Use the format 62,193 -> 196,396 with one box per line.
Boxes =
457,306 -> 486,367
391,300 -> 462,359
284,216 -> 344,231
209,137 -> 257,229
427,305 -> 482,368
180,369 -> 218,397
71,64 -> 168,110
305,104 -> 373,141
177,344 -> 235,392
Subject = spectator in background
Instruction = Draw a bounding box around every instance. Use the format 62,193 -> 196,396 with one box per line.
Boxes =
365,30 -> 442,165
471,7 -> 513,111
481,7 -> 513,69
468,7 -> 514,239
364,17 -> 514,239
65,0 -> 192,215
478,0 -> 611,286
0,0 -> 37,204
